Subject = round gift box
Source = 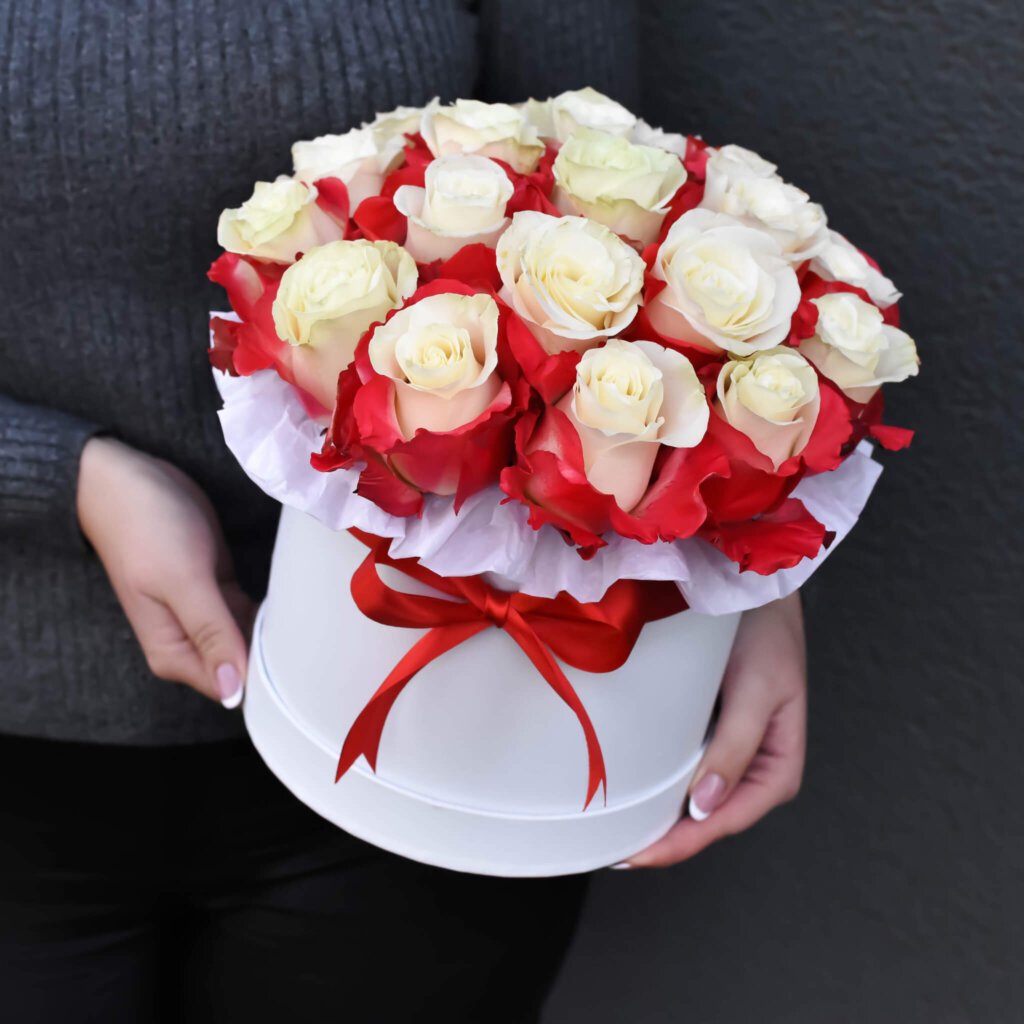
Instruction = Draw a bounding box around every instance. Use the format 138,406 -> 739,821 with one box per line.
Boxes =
243,504 -> 741,877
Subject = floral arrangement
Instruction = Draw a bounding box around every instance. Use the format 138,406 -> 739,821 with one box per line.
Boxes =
209,87 -> 918,583
207,88 -> 921,816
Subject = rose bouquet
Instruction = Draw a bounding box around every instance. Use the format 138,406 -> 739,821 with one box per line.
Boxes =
208,88 -> 918,876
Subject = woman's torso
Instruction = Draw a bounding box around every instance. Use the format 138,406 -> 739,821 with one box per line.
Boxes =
0,0 -> 480,743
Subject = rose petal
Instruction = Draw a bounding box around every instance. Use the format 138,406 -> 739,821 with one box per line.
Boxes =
700,497 -> 831,574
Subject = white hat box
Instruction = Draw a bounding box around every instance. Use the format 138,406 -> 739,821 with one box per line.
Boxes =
243,502 -> 740,877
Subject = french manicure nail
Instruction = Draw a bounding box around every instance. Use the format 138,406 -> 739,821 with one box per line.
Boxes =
216,663 -> 244,709
609,861 -> 634,870
688,772 -> 726,821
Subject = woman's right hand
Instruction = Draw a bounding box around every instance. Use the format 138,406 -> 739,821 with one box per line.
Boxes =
76,435 -> 256,706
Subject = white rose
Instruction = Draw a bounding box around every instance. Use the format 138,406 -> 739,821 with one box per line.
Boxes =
365,101 -> 430,173
630,118 -> 689,158
271,239 -> 417,411
648,208 -> 801,355
800,292 -> 919,402
291,127 -> 383,209
392,154 -> 513,262
556,339 -> 708,511
712,144 -> 779,178
552,127 -> 687,245
809,230 -> 902,308
217,177 -> 345,264
420,99 -> 543,174
716,348 -> 820,469
701,145 -> 829,262
367,292 -> 502,442
549,86 -> 637,141
496,211 -> 646,355
518,97 -> 557,140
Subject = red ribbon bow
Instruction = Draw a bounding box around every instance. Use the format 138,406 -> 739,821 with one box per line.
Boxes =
336,528 -> 688,811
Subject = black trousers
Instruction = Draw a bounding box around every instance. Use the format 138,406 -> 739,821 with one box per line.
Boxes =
0,732 -> 592,1024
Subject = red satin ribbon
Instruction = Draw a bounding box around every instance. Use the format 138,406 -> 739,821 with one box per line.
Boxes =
336,528 -> 688,812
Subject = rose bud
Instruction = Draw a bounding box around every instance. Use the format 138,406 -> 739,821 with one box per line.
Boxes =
291,126 -> 384,209
555,339 -> 709,511
715,347 -> 821,470
420,98 -> 544,175
367,291 -> 503,444
496,211 -> 646,355
365,102 -> 428,173
800,292 -> 919,403
629,119 -> 689,158
708,143 -> 780,178
551,127 -> 687,246
700,144 -> 829,263
292,103 -> 429,207
392,154 -> 514,263
217,176 -> 346,264
271,239 -> 418,411
521,86 -> 637,143
647,208 -> 801,356
809,230 -> 902,308
325,288 -> 524,514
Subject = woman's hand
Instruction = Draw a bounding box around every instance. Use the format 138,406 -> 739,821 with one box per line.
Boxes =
617,591 -> 808,869
76,436 -> 256,706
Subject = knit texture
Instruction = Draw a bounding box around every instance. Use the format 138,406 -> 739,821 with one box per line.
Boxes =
0,0 -> 638,743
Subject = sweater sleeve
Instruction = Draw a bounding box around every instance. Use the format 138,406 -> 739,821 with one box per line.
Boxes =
0,393 -> 108,553
472,0 -> 640,110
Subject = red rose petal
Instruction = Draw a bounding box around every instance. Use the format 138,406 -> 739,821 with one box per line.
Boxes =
700,497 -> 830,574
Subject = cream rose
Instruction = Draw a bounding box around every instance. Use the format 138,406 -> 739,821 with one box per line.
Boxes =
648,208 -> 801,355
271,239 -> 417,410
496,211 -> 646,355
716,347 -> 821,469
524,86 -> 637,143
800,292 -> 919,402
555,339 -> 708,511
291,103 -> 430,208
630,118 -> 689,158
711,144 -> 779,179
392,154 -> 513,262
809,230 -> 902,308
701,145 -> 829,263
367,292 -> 502,442
420,99 -> 543,175
552,127 -> 687,245
217,177 -> 345,264
291,127 -> 384,209
366,101 -> 429,173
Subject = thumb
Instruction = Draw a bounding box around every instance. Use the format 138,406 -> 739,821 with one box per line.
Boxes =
175,578 -> 251,708
687,686 -> 772,822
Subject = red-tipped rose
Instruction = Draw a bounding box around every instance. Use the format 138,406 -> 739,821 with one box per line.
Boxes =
314,281 -> 529,516
500,338 -> 725,555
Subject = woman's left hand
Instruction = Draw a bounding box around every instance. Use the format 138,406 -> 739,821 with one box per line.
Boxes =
617,590 -> 808,869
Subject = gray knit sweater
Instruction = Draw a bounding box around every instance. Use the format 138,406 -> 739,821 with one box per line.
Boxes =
0,0 -> 639,744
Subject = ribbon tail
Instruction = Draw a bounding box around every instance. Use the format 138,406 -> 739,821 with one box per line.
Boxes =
336,619 -> 489,782
506,613 -> 608,813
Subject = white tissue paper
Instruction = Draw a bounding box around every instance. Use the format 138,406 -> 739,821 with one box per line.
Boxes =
212,341 -> 882,614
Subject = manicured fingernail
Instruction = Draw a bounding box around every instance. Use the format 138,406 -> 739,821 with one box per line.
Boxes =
688,773 -> 726,821
216,663 -> 243,709
609,861 -> 634,870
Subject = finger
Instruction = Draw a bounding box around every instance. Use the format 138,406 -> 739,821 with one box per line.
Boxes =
686,676 -> 777,821
221,580 -> 259,647
120,590 -> 215,696
623,769 -> 783,868
172,577 -> 251,707
622,695 -> 807,869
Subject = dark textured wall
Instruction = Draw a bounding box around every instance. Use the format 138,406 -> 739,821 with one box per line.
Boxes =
546,2 -> 1024,1021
